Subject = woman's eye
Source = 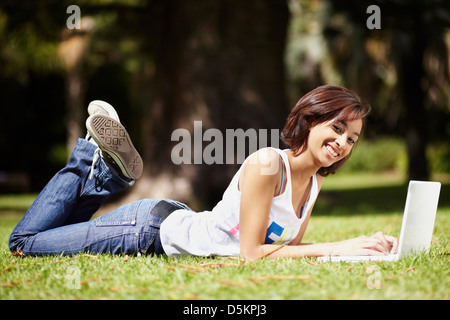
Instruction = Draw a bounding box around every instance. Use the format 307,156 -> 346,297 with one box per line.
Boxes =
348,137 -> 355,144
333,124 -> 342,133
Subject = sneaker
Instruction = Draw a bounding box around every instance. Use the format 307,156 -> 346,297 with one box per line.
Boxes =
87,100 -> 121,122
85,100 -> 121,144
86,114 -> 143,180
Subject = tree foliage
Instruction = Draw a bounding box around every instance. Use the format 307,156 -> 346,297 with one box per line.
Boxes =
0,0 -> 449,205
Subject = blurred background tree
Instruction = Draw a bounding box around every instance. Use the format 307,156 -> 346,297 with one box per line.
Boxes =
0,0 -> 449,210
287,0 -> 450,180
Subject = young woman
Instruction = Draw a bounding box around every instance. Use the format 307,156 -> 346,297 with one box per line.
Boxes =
9,85 -> 398,259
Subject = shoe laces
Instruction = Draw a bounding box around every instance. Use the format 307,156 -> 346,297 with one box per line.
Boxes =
88,147 -> 135,186
89,148 -> 101,180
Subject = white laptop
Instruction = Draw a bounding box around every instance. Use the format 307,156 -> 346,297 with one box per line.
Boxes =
317,180 -> 441,262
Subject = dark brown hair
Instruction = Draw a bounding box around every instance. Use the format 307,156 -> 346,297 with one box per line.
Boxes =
281,85 -> 371,176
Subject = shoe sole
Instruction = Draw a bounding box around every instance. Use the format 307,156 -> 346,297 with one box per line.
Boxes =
86,115 -> 143,180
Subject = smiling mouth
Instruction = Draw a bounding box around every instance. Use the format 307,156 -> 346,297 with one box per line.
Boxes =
325,144 -> 339,158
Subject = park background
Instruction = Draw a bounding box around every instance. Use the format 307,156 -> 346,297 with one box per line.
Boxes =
0,0 -> 449,301
0,0 -> 449,209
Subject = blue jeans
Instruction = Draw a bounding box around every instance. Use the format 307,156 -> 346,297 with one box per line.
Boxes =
9,138 -> 190,256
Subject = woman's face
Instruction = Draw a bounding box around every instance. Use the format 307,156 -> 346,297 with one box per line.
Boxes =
307,118 -> 363,168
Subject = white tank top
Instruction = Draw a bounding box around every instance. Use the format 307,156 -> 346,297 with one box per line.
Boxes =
160,148 -> 318,256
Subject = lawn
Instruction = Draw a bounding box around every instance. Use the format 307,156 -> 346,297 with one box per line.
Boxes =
0,173 -> 449,301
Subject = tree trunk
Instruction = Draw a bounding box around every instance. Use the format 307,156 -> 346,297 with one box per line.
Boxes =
58,20 -> 92,156
394,25 -> 430,181
130,0 -> 289,209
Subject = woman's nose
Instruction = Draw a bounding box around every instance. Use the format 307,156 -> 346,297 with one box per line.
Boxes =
336,135 -> 347,148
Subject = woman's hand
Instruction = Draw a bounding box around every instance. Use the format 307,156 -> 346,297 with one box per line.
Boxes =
329,231 -> 399,256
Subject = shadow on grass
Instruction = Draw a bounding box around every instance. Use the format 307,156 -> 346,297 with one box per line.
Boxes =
315,183 -> 450,216
0,183 -> 449,219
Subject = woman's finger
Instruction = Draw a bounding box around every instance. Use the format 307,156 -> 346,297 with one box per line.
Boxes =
363,236 -> 389,254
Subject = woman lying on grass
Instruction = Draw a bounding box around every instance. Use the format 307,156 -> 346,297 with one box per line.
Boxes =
9,85 -> 398,259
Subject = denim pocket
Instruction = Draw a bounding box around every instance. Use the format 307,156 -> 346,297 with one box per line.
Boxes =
95,201 -> 139,227
148,214 -> 163,229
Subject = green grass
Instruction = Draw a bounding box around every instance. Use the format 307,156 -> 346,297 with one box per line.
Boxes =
0,173 -> 449,300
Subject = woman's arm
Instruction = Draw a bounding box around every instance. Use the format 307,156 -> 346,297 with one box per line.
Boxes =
238,149 -> 398,260
238,149 -> 281,259
247,233 -> 399,259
